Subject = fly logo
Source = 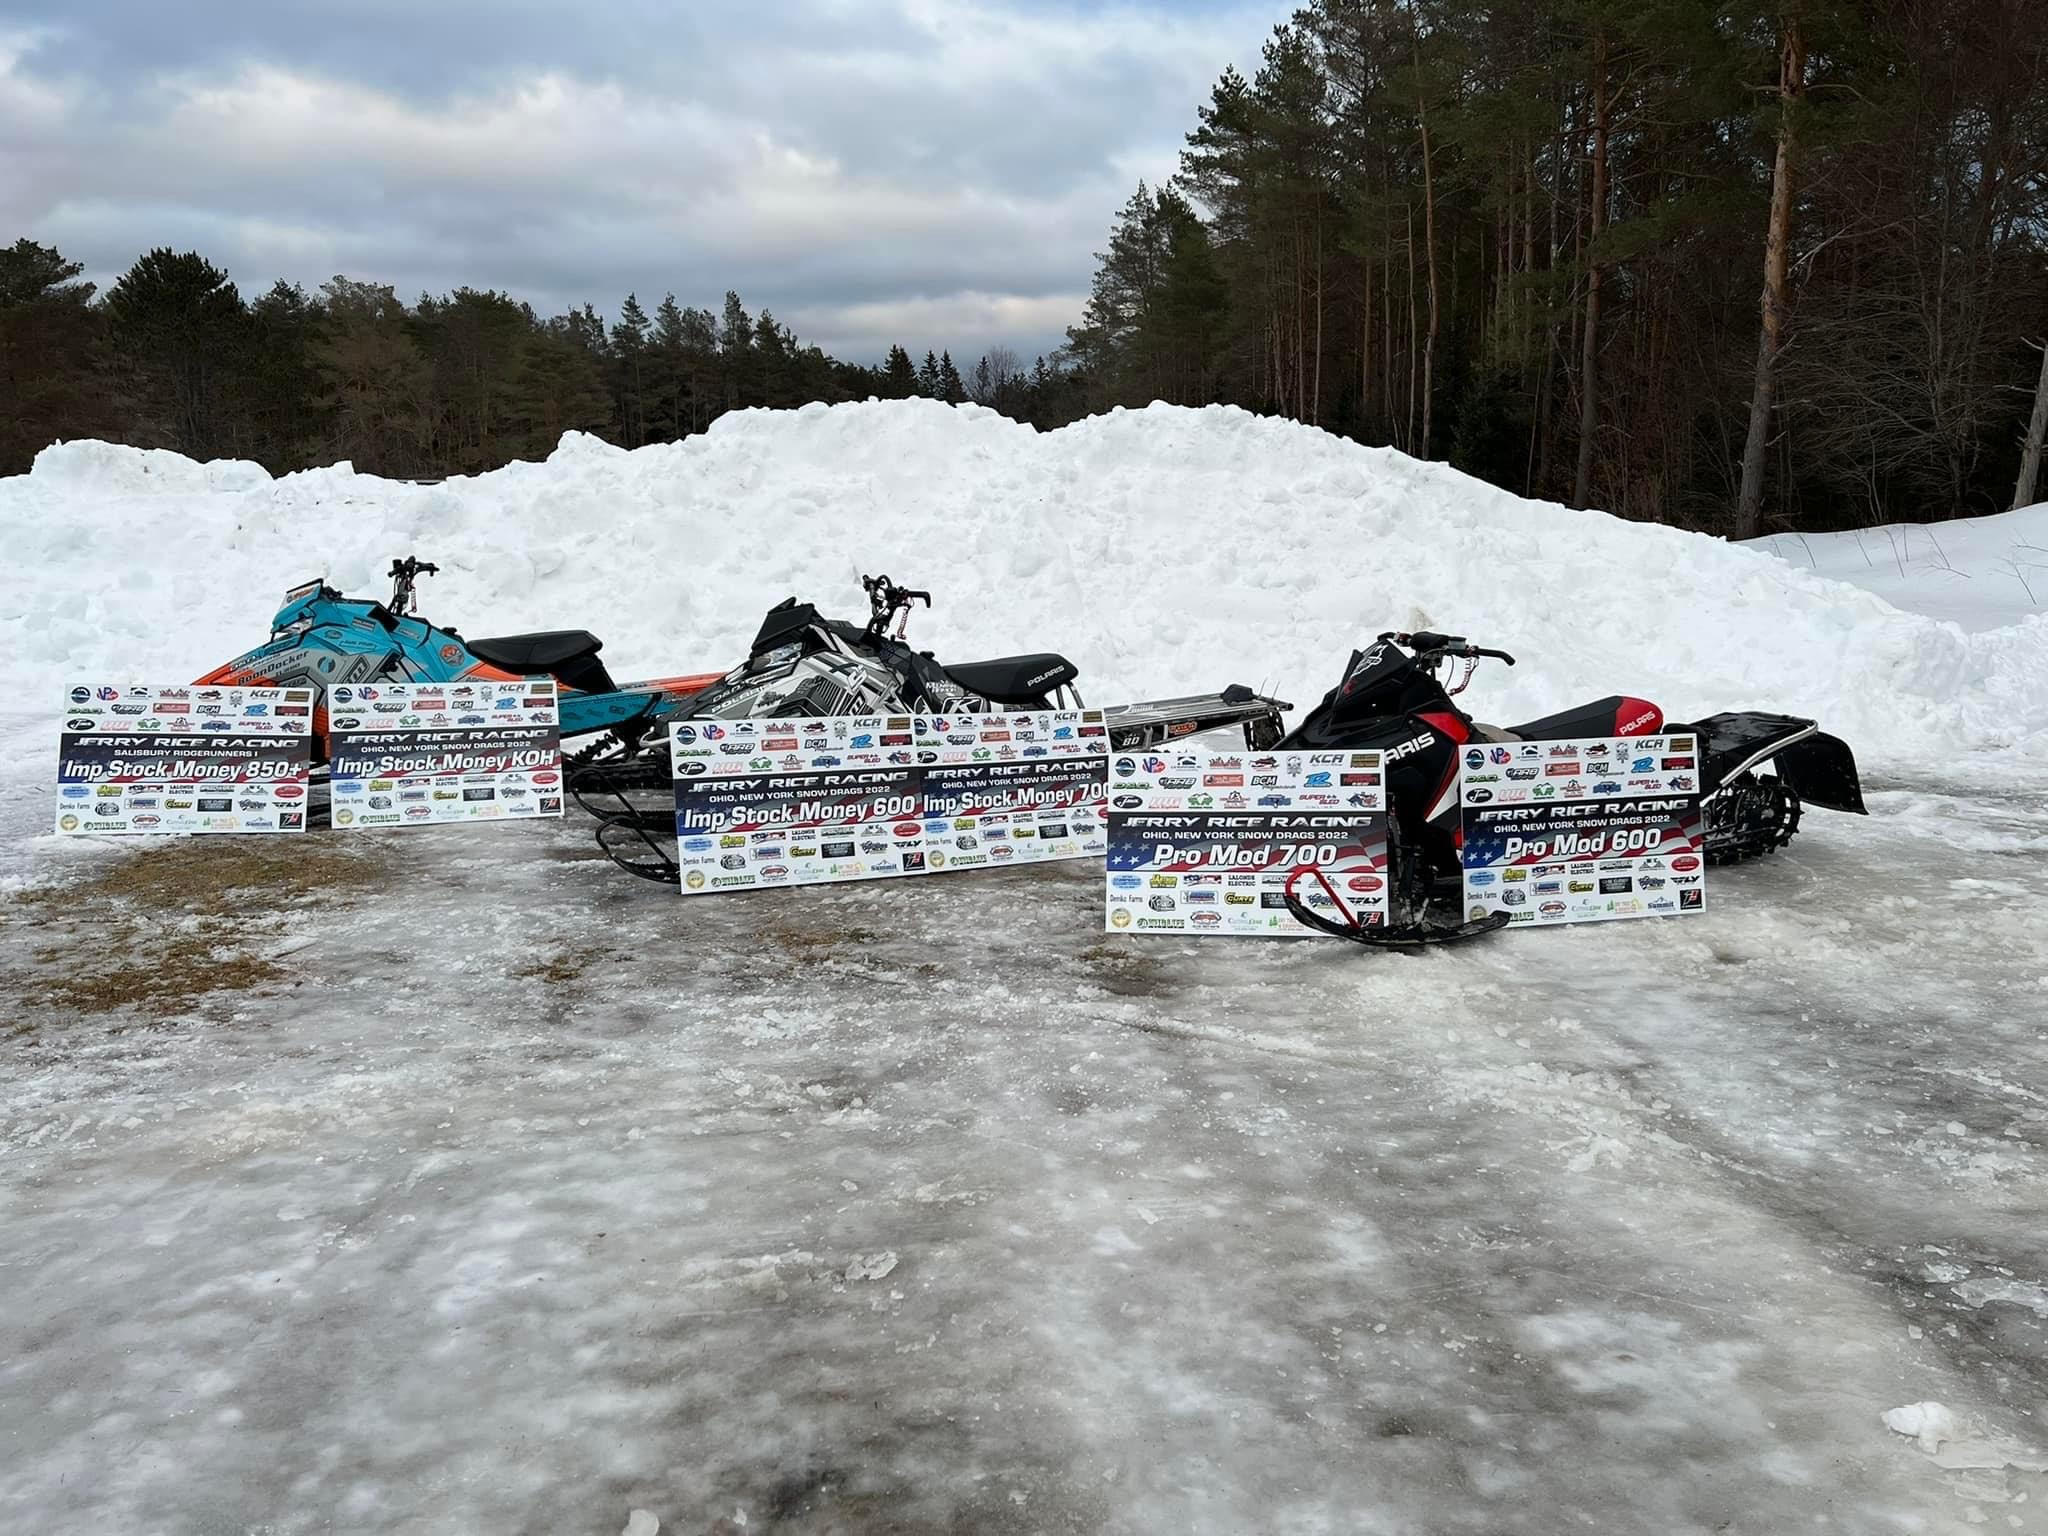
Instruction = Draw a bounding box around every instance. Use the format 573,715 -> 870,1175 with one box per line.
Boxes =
1385,731 -> 1436,762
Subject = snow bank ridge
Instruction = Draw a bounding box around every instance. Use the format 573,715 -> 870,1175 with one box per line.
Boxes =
6,401 -> 2045,764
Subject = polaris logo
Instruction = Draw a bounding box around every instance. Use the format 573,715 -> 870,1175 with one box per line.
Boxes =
1385,731 -> 1435,762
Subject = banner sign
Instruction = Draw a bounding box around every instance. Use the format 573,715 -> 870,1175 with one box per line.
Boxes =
54,684 -> 314,835
1459,733 -> 1706,926
669,710 -> 1108,893
1103,748 -> 1391,936
329,680 -> 563,829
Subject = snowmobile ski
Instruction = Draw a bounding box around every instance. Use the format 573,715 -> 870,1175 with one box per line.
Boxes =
1278,866 -> 1511,946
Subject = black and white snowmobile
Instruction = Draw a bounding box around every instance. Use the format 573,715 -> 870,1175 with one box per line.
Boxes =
1268,631 -> 1868,946
573,574 -> 1288,879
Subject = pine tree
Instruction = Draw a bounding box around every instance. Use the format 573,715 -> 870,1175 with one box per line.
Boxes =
679,305 -> 719,430
315,277 -> 432,476
649,293 -> 686,439
412,288 -> 538,470
881,345 -> 918,397
755,309 -> 793,407
518,321 -> 613,453
917,349 -> 941,397
104,248 -> 248,457
0,239 -> 115,473
937,350 -> 965,404
1066,183 -> 1225,407
610,291 -> 651,445
242,280 -> 325,470
0,238 -> 94,306
718,291 -> 753,408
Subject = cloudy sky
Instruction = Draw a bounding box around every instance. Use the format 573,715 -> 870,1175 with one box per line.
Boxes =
0,0 -> 1279,364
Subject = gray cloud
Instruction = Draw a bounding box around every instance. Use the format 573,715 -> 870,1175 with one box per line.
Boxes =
0,1 -> 1275,363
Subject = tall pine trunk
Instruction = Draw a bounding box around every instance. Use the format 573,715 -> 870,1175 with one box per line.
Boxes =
1573,38 -> 1609,510
1414,31 -> 1441,459
2017,339 -> 2048,510
1361,253 -> 1374,434
1734,19 -> 1807,538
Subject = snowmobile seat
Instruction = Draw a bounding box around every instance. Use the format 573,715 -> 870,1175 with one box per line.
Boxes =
467,630 -> 616,694
1504,695 -> 1652,741
469,630 -> 603,671
943,652 -> 1079,705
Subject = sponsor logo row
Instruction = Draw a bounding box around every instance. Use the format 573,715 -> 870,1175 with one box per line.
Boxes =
1459,735 -> 1698,805
672,710 -> 1106,779
64,683 -> 316,737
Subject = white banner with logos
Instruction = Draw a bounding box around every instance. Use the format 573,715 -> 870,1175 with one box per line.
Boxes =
669,710 -> 1109,893
54,684 -> 315,835
329,680 -> 564,829
1459,733 -> 1707,926
1103,747 -> 1391,936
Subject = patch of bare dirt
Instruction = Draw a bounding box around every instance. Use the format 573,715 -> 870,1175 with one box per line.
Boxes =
2,839 -> 382,1035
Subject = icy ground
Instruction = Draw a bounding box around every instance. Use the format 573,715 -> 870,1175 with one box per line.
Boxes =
4,412 -> 2047,1530
5,763 -> 2047,1535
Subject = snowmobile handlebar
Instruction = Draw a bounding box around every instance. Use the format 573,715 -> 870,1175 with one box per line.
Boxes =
861,574 -> 931,636
1378,630 -> 1516,667
386,556 -> 439,619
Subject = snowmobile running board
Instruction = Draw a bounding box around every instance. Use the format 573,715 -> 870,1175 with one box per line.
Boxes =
1102,686 -> 1290,751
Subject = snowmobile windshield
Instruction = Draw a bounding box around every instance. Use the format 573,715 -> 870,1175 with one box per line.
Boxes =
270,577 -> 331,633
1326,638 -> 1460,723
1340,640 -> 1416,698
751,600 -> 822,656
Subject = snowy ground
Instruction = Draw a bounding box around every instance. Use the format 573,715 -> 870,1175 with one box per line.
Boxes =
6,413 -> 2048,1532
1748,505 -> 2048,634
5,759 -> 2047,1534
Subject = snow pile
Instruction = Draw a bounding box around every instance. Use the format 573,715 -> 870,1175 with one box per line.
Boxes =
1883,1401 -> 1960,1454
4,401 -> 2047,779
1747,504 -> 2048,633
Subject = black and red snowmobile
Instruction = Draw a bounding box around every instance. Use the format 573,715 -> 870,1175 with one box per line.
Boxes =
1268,631 -> 1867,946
